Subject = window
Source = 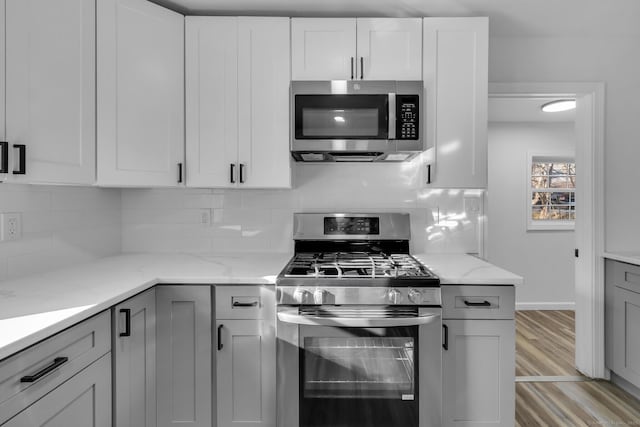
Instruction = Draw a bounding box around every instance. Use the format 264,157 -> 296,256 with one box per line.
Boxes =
528,155 -> 575,230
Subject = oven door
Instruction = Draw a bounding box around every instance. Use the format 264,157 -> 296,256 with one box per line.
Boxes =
276,307 -> 442,427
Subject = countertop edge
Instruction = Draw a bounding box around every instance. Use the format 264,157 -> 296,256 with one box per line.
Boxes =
603,252 -> 640,267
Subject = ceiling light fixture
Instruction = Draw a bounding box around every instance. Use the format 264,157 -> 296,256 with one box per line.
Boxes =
541,99 -> 576,113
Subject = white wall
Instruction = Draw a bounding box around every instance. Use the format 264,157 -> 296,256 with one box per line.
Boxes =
489,35 -> 640,252
0,184 -> 121,281
487,122 -> 575,307
121,162 -> 484,255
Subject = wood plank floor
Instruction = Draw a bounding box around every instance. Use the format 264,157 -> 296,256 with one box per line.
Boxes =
516,310 -> 582,377
516,310 -> 640,426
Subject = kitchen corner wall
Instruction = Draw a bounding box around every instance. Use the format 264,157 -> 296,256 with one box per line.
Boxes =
0,184 -> 121,281
121,162 -> 484,255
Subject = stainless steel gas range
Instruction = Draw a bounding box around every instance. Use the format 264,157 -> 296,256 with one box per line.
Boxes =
276,213 -> 442,427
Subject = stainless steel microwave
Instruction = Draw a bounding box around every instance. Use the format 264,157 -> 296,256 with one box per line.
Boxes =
290,80 -> 424,162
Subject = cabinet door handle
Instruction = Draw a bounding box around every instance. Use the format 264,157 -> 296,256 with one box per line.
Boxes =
217,324 -> 224,351
230,163 -> 236,184
20,357 -> 69,383
239,163 -> 245,184
119,308 -> 131,337
233,301 -> 258,308
178,163 -> 183,183
426,164 -> 432,184
360,57 -> 364,79
463,300 -> 491,307
350,57 -> 354,80
13,144 -> 26,175
442,324 -> 448,350
0,142 -> 8,174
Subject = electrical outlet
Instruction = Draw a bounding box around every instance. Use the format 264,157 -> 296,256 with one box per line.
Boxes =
0,213 -> 22,241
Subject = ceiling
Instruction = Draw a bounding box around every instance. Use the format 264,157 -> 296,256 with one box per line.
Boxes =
488,97 -> 575,123
150,0 -> 640,37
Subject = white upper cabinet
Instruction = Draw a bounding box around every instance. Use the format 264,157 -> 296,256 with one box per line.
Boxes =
237,18 -> 291,188
0,0 -> 6,183
97,0 -> 185,187
4,0 -> 95,185
186,17 -> 291,189
356,18 -> 422,80
291,18 -> 356,80
292,18 -> 422,81
422,17 -> 488,188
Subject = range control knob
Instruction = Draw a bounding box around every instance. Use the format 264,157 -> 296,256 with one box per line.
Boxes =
408,289 -> 424,304
314,289 -> 327,305
293,289 -> 311,304
387,288 -> 402,304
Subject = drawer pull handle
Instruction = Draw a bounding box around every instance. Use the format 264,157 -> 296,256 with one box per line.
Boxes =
232,301 -> 258,308
119,308 -> 131,337
464,300 -> 491,307
20,357 -> 69,383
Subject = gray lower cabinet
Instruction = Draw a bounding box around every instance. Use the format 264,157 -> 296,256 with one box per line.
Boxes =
606,259 -> 640,390
441,285 -> 515,427
112,288 -> 156,427
3,352 -> 111,427
156,285 -> 212,427
215,286 -> 276,427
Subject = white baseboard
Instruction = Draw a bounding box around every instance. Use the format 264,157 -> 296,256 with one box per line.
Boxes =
516,302 -> 575,311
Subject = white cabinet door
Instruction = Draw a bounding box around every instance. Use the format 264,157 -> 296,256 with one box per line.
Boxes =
356,18 -> 422,80
4,354 -> 111,427
97,0 -> 184,187
156,286 -> 212,427
216,319 -> 276,427
113,288 -> 156,427
185,17 -> 238,188
237,18 -> 291,188
291,18 -> 357,80
423,18 -> 488,188
0,0 -> 6,183
5,0 -> 95,185
442,319 -> 515,427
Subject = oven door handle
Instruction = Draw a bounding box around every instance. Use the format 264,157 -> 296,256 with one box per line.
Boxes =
277,312 -> 439,327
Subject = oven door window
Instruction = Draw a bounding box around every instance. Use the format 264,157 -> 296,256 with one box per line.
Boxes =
294,95 -> 388,139
300,326 -> 418,427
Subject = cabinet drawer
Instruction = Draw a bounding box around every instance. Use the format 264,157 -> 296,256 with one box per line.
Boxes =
607,259 -> 640,294
442,285 -> 515,320
215,285 -> 275,320
0,311 -> 110,424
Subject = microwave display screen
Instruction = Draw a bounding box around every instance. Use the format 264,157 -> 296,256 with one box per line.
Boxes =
295,95 -> 388,140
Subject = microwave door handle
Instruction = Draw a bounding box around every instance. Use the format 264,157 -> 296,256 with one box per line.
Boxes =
388,93 -> 396,139
277,312 -> 439,327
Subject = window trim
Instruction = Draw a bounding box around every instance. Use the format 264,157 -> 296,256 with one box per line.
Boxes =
526,153 -> 575,231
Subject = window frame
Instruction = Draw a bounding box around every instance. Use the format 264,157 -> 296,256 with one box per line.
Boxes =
526,153 -> 576,231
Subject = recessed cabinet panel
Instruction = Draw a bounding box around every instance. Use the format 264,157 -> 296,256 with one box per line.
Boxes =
356,18 -> 422,80
185,17 -> 238,188
613,285 -> 640,387
113,288 -> 156,427
237,18 -> 291,188
3,354 -> 111,427
442,319 -> 514,427
97,0 -> 184,187
6,0 -> 95,184
156,286 -> 212,427
291,18 -> 357,80
423,18 -> 488,188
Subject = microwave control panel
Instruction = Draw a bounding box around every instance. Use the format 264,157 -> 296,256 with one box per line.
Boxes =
396,95 -> 419,140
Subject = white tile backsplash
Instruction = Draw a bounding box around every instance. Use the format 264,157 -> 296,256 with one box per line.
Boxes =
0,184 -> 121,281
121,163 -> 484,255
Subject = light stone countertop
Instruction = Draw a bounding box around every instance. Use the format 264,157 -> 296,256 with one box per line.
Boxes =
603,252 -> 640,267
0,252 -> 521,361
414,253 -> 523,286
